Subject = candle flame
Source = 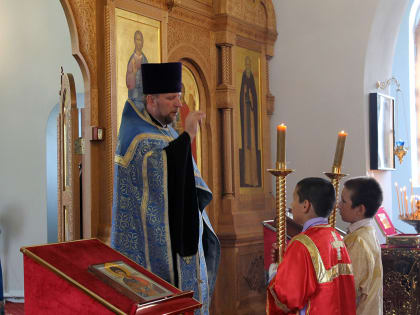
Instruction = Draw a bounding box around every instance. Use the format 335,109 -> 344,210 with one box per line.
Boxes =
277,124 -> 287,131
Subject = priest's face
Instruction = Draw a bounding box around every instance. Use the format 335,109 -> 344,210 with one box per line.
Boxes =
149,93 -> 182,125
338,187 -> 358,223
291,187 -> 306,225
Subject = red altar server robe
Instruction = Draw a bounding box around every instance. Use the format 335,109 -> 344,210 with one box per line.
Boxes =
267,225 -> 356,315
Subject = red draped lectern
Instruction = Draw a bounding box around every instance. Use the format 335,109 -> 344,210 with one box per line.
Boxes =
21,239 -> 201,315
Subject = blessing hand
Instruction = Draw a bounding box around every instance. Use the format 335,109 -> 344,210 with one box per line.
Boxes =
184,111 -> 205,140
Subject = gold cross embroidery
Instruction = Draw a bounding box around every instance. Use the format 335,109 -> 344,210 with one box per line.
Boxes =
183,256 -> 193,264
331,231 -> 345,261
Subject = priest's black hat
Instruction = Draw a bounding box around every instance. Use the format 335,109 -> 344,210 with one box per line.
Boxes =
141,62 -> 182,94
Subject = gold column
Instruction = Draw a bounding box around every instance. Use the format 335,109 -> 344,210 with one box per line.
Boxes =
268,163 -> 293,262
325,172 -> 347,227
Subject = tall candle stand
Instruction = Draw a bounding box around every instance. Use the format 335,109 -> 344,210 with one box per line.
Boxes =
324,167 -> 347,227
268,162 -> 294,263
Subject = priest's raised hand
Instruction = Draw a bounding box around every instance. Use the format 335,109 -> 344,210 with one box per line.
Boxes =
184,111 -> 205,140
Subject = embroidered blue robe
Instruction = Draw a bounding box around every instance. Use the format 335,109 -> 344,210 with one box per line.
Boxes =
111,100 -> 220,314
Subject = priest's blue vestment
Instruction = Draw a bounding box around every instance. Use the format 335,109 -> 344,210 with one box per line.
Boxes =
111,100 -> 220,314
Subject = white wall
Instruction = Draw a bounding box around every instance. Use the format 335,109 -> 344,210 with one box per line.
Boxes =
0,0 -> 83,297
270,0 -> 408,231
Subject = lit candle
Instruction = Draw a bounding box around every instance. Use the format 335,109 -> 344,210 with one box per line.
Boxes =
277,124 -> 287,168
403,187 -> 408,217
410,179 -> 413,217
332,131 -> 347,173
410,195 -> 414,218
395,182 -> 402,217
400,188 -> 404,218
416,197 -> 420,219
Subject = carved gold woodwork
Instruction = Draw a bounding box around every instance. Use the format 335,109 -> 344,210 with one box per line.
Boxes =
58,70 -> 81,242
221,108 -> 234,197
60,0 -> 277,313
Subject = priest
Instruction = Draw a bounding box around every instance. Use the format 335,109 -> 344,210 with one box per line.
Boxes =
111,62 -> 220,315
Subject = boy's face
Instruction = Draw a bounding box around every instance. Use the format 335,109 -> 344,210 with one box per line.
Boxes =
338,187 -> 359,223
291,187 -> 306,225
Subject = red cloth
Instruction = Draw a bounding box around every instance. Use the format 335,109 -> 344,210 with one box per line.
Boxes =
22,239 -> 185,315
267,225 -> 356,315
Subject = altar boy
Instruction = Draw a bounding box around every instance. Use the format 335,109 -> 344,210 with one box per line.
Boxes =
267,177 -> 356,315
339,177 -> 383,315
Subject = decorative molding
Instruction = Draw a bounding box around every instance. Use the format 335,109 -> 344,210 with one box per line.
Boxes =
227,0 -> 267,29
229,0 -> 275,32
214,14 -> 277,49
169,5 -> 214,29
266,55 -> 274,115
236,35 -> 262,52
103,3 -> 114,243
130,0 -> 166,9
166,0 -> 181,11
58,71 -> 81,241
57,113 -> 63,241
221,108 -> 234,197
266,94 -> 275,116
215,86 -> 236,109
215,30 -> 236,46
217,44 -> 232,86
167,18 -> 212,66
69,0 -> 98,125
216,0 -> 276,32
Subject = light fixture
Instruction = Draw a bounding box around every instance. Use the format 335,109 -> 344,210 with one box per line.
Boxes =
376,77 -> 409,164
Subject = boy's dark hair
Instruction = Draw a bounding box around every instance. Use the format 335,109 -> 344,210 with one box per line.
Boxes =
296,177 -> 336,218
344,177 -> 383,218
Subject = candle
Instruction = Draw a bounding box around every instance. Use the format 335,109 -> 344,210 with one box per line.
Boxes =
395,182 -> 402,217
277,124 -> 287,168
400,188 -> 405,218
332,131 -> 347,172
410,196 -> 414,218
410,178 -> 413,217
416,197 -> 420,219
403,187 -> 408,217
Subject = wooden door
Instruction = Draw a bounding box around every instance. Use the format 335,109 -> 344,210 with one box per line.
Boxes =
57,68 -> 81,241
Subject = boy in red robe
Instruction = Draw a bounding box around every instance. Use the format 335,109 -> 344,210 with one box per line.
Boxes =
267,177 -> 356,315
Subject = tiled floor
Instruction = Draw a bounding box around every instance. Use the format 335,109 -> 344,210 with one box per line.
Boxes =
5,302 -> 24,315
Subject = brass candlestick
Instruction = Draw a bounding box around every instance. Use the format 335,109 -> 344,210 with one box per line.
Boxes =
324,168 -> 347,227
268,162 -> 294,263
